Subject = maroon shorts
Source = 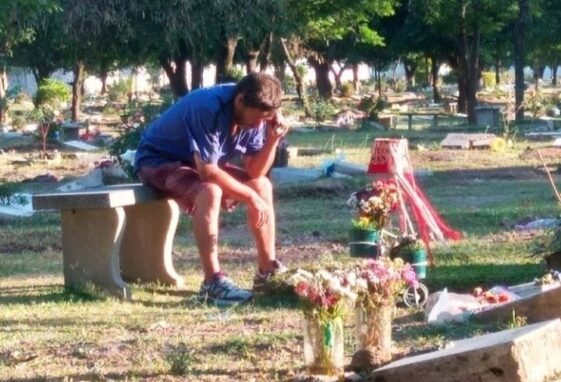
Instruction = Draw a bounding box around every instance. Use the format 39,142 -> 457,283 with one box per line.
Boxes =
137,162 -> 250,214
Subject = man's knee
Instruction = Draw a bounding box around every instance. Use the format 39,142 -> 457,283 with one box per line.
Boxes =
196,182 -> 223,205
248,176 -> 272,196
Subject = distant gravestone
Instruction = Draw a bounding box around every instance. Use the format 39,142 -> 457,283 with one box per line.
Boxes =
475,105 -> 501,128
367,319 -> 561,382
440,133 -> 496,149
62,122 -> 87,140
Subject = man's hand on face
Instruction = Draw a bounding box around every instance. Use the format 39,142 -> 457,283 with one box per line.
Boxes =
266,110 -> 290,140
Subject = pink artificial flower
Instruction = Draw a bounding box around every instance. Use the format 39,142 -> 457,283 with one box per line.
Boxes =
402,266 -> 419,288
294,281 -> 310,298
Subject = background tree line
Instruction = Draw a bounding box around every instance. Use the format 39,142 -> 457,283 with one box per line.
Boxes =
1,0 -> 561,125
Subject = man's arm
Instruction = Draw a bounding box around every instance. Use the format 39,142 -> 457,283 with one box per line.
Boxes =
193,153 -> 269,227
243,112 -> 289,178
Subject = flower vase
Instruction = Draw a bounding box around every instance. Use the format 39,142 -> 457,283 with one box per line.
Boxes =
349,228 -> 380,258
302,315 -> 344,376
354,303 -> 393,365
401,248 -> 428,279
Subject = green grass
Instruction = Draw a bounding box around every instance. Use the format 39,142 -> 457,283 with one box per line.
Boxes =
1,121 -> 560,380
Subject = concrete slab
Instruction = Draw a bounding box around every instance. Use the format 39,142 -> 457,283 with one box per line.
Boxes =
368,319 -> 561,382
473,280 -> 561,324
440,133 -> 496,149
33,184 -> 160,210
62,140 -> 99,151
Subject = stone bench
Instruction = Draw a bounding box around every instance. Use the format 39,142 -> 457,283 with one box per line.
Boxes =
32,184 -> 184,299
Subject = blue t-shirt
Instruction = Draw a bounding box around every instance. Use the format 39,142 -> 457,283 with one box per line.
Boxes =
134,84 -> 265,171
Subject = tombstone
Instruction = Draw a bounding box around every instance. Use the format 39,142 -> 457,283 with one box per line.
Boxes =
440,133 -> 471,149
440,133 -> 497,149
475,106 -> 501,128
377,115 -> 395,129
62,122 -> 87,140
473,281 -> 561,324
367,319 -> 561,382
445,102 -> 458,115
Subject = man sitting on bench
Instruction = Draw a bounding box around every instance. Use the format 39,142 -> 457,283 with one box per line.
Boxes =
134,73 -> 288,305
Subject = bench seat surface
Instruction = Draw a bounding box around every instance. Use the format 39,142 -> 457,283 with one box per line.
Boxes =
32,184 -> 161,210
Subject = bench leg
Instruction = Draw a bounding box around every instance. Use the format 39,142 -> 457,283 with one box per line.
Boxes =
60,207 -> 130,299
120,200 -> 185,287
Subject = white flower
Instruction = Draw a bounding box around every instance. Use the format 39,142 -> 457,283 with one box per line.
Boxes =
317,270 -> 333,283
355,278 -> 368,291
290,269 -> 314,285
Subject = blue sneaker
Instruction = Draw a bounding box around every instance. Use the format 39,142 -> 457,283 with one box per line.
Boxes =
199,274 -> 253,305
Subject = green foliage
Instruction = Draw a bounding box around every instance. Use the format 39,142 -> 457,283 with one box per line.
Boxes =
481,71 -> 495,88
394,80 -> 406,93
109,100 -> 173,180
296,64 -> 308,78
108,78 -> 132,103
165,342 -> 193,376
351,218 -> 379,231
310,98 -> 336,126
442,71 -> 458,85
109,123 -> 144,180
525,89 -> 549,119
34,78 -> 70,109
398,236 -> 425,252
0,182 -> 27,206
530,224 -> 561,259
357,95 -> 387,120
340,82 -> 354,98
7,86 -> 32,104
7,110 -> 31,130
282,75 -> 296,94
226,67 -> 245,83
507,310 -> 527,329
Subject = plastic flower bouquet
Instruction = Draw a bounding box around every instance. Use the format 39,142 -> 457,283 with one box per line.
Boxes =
347,179 -> 399,231
352,257 -> 418,364
291,269 -> 356,376
353,257 -> 418,309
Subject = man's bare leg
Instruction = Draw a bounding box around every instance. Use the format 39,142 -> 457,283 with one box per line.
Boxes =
192,183 -> 223,282
245,176 -> 276,273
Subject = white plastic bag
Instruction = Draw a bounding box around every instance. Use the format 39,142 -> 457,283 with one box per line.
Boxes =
425,288 -> 481,324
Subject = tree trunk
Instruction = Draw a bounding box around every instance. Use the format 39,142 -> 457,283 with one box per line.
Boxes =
466,31 -> 480,125
552,62 -> 558,86
71,61 -> 85,122
100,70 -> 108,95
495,57 -> 501,85
376,65 -> 382,97
259,32 -> 273,72
245,50 -> 259,74
0,67 -> 7,126
160,56 -> 189,98
191,58 -> 204,90
215,36 -> 238,83
32,66 -> 53,86
534,64 -> 545,88
280,38 -> 311,117
274,62 -> 286,84
352,63 -> 360,93
425,56 -> 430,86
514,0 -> 529,122
431,58 -> 442,103
456,65 -> 467,114
457,8 -> 480,124
309,56 -> 333,99
404,61 -> 416,90
331,64 -> 348,93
